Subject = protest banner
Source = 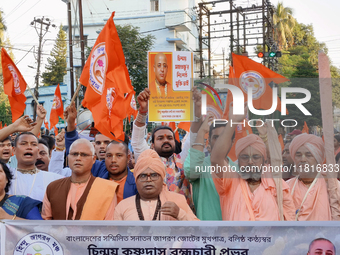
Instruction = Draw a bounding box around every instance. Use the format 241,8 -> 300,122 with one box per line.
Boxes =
2,221 -> 340,255
148,51 -> 193,122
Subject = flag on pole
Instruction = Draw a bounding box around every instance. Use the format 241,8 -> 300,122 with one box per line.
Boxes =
302,121 -> 309,134
49,84 -> 64,129
1,48 -> 27,122
231,53 -> 289,113
80,12 -> 135,141
44,117 -> 49,130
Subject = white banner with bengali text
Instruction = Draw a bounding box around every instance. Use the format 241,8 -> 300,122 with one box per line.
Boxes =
1,221 -> 340,255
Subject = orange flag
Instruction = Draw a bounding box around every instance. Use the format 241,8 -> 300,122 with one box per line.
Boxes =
49,84 -> 64,129
278,134 -> 284,151
231,53 -> 289,113
178,122 -> 191,133
54,126 -> 58,136
44,117 -> 49,130
1,48 -> 27,122
0,122 -> 2,129
80,12 -> 135,141
302,121 -> 309,134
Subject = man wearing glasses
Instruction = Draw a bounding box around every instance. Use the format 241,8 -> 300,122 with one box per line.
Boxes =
114,149 -> 198,221
42,139 -> 118,220
210,106 -> 295,221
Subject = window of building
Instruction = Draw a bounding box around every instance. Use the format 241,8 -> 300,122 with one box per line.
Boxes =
150,0 -> 159,12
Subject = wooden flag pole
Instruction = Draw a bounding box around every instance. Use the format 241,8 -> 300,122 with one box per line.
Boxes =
71,82 -> 83,104
26,85 -> 39,105
318,51 -> 340,220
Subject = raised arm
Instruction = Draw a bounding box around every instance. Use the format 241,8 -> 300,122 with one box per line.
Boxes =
0,116 -> 36,141
210,103 -> 246,178
131,88 -> 150,161
31,105 -> 47,137
64,101 -> 78,155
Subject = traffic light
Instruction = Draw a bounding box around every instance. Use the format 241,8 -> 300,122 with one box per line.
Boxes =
269,51 -> 276,57
258,51 -> 282,58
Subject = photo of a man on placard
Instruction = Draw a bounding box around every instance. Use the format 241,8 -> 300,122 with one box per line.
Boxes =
307,238 -> 335,255
149,52 -> 173,97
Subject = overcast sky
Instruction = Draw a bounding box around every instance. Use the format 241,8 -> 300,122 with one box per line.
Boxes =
1,0 -> 339,88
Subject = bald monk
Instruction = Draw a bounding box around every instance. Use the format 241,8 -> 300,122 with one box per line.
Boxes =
210,108 -> 295,221
287,133 -> 340,221
114,149 -> 198,221
149,52 -> 173,97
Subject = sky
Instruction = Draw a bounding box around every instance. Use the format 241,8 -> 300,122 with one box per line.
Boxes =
1,0 -> 339,89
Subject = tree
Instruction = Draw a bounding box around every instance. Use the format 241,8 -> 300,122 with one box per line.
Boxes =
42,25 -> 67,86
116,24 -> 155,95
273,2 -> 296,50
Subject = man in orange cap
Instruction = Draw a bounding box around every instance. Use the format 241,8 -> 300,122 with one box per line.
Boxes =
287,133 -> 340,220
114,149 -> 198,221
210,106 -> 295,221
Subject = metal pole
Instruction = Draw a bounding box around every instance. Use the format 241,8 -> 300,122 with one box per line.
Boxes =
207,9 -> 211,77
199,4 -> 203,78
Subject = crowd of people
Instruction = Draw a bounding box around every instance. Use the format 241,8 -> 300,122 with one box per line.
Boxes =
0,87 -> 339,221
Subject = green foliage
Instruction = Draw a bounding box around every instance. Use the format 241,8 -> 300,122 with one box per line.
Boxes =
42,25 -> 67,86
273,2 -> 296,50
116,24 -> 155,95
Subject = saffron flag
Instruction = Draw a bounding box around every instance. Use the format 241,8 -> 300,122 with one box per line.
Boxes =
302,121 -> 309,134
49,84 -> 64,130
178,122 -> 191,133
278,134 -> 284,151
44,117 -> 49,130
80,12 -> 135,141
1,48 -> 27,122
231,53 -> 289,113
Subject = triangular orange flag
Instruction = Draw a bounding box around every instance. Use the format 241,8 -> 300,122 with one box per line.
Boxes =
80,12 -> 135,141
1,48 -> 27,122
49,84 -> 64,129
44,117 -> 49,130
231,53 -> 289,113
302,121 -> 309,134
278,134 -> 284,151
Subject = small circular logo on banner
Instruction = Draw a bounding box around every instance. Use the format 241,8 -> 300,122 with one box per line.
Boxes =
240,71 -> 265,100
90,42 -> 107,95
52,95 -> 61,109
14,232 -> 63,255
8,64 -> 21,95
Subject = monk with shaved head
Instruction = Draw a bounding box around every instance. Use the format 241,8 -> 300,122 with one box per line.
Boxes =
150,52 -> 173,97
287,134 -> 340,220
210,106 -> 295,221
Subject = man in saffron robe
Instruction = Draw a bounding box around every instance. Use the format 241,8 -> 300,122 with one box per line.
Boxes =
42,139 -> 118,220
210,108 -> 295,221
114,149 -> 198,221
287,133 -> 340,221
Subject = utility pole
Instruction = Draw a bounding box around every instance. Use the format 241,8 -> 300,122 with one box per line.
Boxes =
31,17 -> 56,120
78,0 -> 86,95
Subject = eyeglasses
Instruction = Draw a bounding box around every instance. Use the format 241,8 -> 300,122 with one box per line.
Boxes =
69,152 -> 94,158
0,143 -> 12,148
239,154 -> 263,163
138,173 -> 160,182
95,141 -> 111,146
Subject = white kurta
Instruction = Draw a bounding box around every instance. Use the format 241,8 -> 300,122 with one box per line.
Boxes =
8,169 -> 64,202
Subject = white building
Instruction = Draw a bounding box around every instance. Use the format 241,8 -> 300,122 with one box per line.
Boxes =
63,0 -> 203,95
